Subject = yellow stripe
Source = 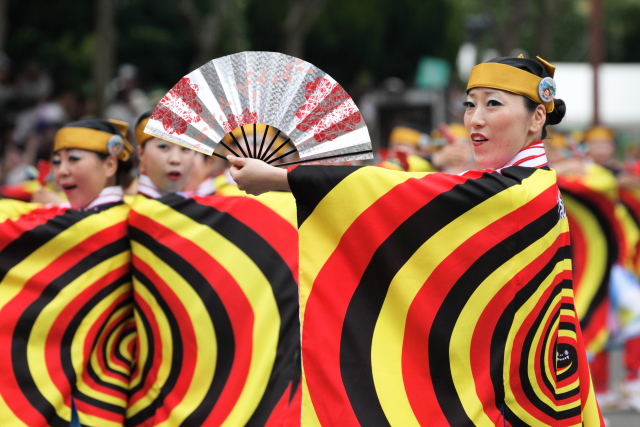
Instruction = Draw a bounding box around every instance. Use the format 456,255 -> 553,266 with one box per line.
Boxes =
301,369 -> 322,427
0,395 -> 29,426
0,199 -> 44,222
616,203 -> 640,269
371,169 -> 556,424
253,191 -> 297,228
131,197 -> 281,426
586,328 -> 610,356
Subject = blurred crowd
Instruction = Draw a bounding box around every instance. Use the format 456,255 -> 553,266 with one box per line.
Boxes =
0,54 -> 153,194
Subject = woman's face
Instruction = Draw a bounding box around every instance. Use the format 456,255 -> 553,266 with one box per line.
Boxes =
464,88 -> 540,169
52,148 -> 116,208
138,138 -> 195,193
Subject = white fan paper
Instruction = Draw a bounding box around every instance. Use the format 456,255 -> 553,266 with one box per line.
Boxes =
144,51 -> 373,165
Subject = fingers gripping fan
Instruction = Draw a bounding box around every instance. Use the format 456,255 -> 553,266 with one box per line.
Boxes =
145,51 -> 373,166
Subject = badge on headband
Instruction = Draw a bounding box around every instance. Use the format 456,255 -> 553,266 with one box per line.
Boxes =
107,134 -> 124,156
538,77 -> 556,103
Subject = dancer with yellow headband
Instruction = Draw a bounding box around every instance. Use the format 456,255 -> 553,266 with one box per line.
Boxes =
52,118 -> 134,209
133,110 -> 196,198
223,55 -> 602,425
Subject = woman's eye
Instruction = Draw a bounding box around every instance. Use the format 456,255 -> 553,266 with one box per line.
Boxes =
69,155 -> 81,162
51,159 -> 61,166
158,144 -> 169,150
487,99 -> 502,106
463,101 -> 474,108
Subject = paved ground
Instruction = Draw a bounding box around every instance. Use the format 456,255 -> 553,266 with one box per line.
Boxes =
601,349 -> 640,427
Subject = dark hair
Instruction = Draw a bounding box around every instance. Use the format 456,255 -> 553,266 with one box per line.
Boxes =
523,97 -> 566,139
95,151 -> 135,188
61,118 -> 121,134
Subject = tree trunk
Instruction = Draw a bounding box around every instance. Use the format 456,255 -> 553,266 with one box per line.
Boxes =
0,0 -> 8,51
93,0 -> 117,117
280,0 -> 330,58
535,0 -> 556,59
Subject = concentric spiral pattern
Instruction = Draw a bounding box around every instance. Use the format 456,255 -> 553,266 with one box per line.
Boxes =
126,193 -> 300,426
558,166 -> 620,356
0,201 -> 134,426
289,165 -> 603,426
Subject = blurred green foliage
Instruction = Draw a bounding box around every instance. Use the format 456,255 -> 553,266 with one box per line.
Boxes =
4,0 -> 640,97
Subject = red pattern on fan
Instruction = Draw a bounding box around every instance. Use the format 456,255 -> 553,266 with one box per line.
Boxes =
222,108 -> 259,133
152,77 -> 203,135
295,77 -> 361,142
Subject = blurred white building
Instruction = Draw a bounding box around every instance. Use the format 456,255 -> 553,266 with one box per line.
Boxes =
554,63 -> 640,138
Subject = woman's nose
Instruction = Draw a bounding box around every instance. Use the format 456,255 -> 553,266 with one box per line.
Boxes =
469,109 -> 486,128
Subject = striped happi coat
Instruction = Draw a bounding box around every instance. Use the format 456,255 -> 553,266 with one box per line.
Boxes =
288,148 -> 603,426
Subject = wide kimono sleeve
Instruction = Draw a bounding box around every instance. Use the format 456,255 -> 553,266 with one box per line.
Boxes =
0,200 -> 134,427
126,192 -> 301,426
288,165 -> 603,427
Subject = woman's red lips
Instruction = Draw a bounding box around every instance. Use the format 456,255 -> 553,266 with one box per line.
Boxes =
168,172 -> 181,180
470,133 -> 488,146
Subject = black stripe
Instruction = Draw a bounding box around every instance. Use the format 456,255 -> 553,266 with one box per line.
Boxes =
338,167 -> 539,426
161,195 -> 300,426
12,237 -> 131,425
288,165 -> 361,226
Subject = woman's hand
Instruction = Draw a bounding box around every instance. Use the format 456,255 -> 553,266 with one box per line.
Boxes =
227,156 -> 290,195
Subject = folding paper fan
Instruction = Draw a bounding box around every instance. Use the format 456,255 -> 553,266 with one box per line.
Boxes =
144,51 -> 373,166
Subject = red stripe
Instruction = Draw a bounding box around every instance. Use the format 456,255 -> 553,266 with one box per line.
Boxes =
512,152 -> 547,166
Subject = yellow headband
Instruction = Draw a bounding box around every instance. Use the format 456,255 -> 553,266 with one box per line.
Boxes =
135,116 -> 153,146
390,126 -> 423,147
584,125 -> 614,143
54,124 -> 133,161
467,59 -> 556,113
